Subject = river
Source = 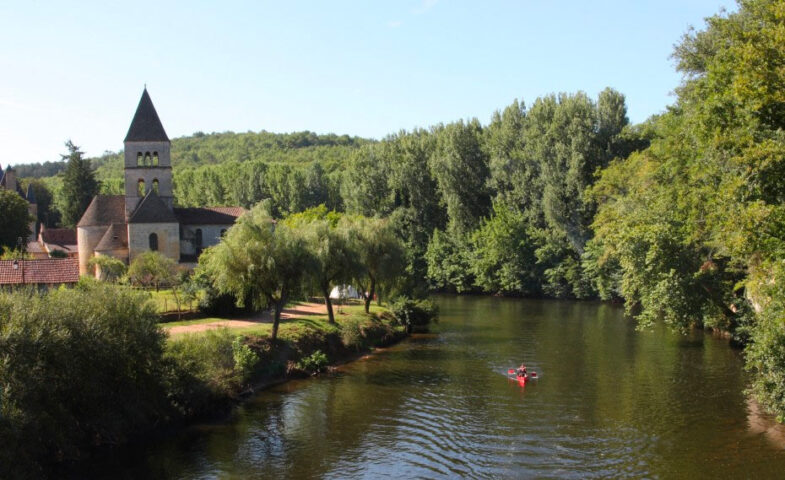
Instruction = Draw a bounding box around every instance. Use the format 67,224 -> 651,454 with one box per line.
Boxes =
88,296 -> 785,478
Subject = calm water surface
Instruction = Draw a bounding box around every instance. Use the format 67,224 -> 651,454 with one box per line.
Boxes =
95,296 -> 785,478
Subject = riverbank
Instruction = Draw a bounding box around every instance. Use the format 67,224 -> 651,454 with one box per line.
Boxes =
162,300 -> 409,405
66,295 -> 785,479
58,301 -> 410,477
0,283 -> 433,479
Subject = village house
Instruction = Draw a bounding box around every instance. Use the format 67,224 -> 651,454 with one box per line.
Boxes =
0,258 -> 80,290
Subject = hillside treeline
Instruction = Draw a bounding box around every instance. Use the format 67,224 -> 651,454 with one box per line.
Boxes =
11,0 -> 785,421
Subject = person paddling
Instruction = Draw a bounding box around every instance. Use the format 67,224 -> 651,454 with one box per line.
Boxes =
516,363 -> 527,377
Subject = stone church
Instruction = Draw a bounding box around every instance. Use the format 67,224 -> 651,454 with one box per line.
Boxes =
77,89 -> 244,276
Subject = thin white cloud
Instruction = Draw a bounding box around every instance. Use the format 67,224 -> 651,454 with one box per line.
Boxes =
388,20 -> 402,28
412,0 -> 438,15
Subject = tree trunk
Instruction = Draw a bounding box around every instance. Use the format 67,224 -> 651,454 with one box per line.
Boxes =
272,301 -> 283,341
365,277 -> 376,313
172,288 -> 182,320
322,286 -> 335,324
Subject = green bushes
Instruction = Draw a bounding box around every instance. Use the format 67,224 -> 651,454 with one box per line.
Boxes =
0,285 -> 261,474
232,336 -> 260,378
0,284 -> 168,474
297,350 -> 329,374
390,297 -> 438,333
0,284 -> 416,475
163,329 -> 242,415
339,317 -> 365,349
340,314 -> 400,350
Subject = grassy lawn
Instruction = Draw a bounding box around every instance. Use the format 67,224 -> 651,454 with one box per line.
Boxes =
146,289 -> 200,314
161,301 -> 390,340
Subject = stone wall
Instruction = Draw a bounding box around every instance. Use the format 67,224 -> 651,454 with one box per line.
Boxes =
128,222 -> 180,263
179,224 -> 230,256
124,140 -> 173,216
77,226 -> 107,275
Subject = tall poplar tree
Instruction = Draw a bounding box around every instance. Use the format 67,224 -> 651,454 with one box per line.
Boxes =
60,140 -> 99,227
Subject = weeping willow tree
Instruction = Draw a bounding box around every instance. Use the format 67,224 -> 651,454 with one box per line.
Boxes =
199,204 -> 313,340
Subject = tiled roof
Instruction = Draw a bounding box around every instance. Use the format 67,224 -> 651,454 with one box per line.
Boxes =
124,88 -> 169,142
45,243 -> 79,255
41,227 -> 77,245
77,195 -> 126,227
128,191 -> 178,224
174,206 -> 246,225
25,241 -> 47,255
95,223 -> 128,251
0,258 -> 80,285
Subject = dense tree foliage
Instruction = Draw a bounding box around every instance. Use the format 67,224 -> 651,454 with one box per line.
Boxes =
587,0 -> 785,418
59,141 -> 99,227
343,216 -> 407,313
284,207 -> 358,324
128,251 -> 178,291
0,284 -> 169,474
199,204 -> 313,340
21,178 -> 57,227
88,255 -> 127,282
0,189 -> 31,250
11,160 -> 68,178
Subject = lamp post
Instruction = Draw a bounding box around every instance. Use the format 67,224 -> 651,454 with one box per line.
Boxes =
13,236 -> 25,285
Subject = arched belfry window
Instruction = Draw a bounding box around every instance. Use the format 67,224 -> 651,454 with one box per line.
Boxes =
149,233 -> 158,251
144,152 -> 152,166
137,152 -> 143,166
152,178 -> 159,194
152,152 -> 159,166
138,179 -> 145,196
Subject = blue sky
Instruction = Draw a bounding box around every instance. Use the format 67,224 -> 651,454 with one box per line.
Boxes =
1,0 -> 736,165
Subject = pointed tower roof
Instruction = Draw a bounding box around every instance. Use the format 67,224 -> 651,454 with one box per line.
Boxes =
26,184 -> 36,204
124,88 -> 169,142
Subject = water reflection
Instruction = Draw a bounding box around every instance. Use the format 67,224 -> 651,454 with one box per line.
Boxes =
88,296 -> 785,479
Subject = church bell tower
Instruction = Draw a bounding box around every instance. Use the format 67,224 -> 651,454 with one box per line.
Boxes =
123,88 -> 174,217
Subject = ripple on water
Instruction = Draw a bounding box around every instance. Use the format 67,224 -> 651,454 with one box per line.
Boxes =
86,297 -> 785,479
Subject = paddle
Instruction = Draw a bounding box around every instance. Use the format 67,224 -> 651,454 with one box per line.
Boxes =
507,368 -> 538,379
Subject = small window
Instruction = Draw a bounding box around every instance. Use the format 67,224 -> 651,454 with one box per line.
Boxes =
220,229 -> 227,237
137,152 -> 143,166
195,228 -> 203,248
149,233 -> 158,251
144,152 -> 152,166
152,178 -> 159,194
137,179 -> 145,196
152,152 -> 159,166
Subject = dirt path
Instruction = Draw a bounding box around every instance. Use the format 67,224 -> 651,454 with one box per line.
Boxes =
165,302 -> 329,335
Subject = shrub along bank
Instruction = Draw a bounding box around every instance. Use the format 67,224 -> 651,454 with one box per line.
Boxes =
0,283 -> 435,478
